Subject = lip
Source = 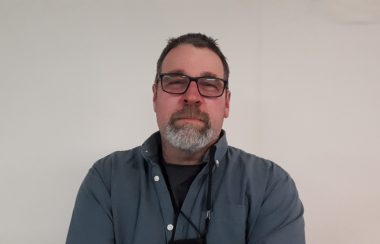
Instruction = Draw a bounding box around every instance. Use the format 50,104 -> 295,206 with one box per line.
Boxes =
175,117 -> 205,124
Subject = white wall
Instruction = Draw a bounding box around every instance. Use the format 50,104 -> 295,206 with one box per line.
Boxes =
1,0 -> 379,243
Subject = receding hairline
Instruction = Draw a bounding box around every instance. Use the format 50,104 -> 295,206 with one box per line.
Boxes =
160,44 -> 225,78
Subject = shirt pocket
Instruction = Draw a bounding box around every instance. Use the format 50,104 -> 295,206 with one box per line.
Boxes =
206,203 -> 247,244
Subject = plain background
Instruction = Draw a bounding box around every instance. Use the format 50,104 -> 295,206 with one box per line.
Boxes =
1,0 -> 379,243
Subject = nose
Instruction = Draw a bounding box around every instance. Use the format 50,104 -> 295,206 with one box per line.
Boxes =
183,80 -> 202,105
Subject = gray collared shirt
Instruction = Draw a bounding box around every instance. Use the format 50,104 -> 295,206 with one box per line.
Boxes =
66,131 -> 305,244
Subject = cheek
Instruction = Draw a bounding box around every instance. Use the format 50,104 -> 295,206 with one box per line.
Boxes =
209,105 -> 227,128
155,104 -> 169,121
155,98 -> 177,127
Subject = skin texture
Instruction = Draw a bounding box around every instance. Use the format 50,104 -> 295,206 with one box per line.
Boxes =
153,44 -> 231,165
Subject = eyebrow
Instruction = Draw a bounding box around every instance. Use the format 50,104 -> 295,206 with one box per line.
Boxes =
165,69 -> 220,79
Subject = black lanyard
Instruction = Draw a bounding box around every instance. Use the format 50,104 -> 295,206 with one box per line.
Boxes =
160,145 -> 217,243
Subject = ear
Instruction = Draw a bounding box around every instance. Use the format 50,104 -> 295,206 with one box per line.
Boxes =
224,90 -> 231,118
152,83 -> 158,112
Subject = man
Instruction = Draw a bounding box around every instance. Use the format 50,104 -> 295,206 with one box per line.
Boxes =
66,33 -> 305,244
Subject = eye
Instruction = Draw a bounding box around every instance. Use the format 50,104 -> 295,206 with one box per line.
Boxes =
161,75 -> 190,93
199,78 -> 222,90
164,75 -> 188,86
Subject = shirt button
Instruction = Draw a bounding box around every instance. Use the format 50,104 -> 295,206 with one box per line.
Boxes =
167,224 -> 174,231
153,176 -> 160,182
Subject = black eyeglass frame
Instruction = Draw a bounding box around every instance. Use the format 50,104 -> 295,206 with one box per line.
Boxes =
156,73 -> 229,98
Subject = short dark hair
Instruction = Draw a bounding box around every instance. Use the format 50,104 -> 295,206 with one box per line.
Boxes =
156,33 -> 230,80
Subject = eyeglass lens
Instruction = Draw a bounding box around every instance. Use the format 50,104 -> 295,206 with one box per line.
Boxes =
161,74 -> 225,97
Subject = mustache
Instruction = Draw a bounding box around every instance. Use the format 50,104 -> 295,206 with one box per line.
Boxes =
170,105 -> 209,123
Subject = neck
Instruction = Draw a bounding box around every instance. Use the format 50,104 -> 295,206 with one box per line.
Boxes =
161,138 -> 213,165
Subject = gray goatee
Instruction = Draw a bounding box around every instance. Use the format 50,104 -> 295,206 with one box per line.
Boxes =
165,105 -> 214,153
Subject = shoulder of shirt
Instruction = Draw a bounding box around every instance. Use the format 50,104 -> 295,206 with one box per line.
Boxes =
86,146 -> 144,179
225,146 -> 300,207
226,145 -> 293,182
92,145 -> 143,167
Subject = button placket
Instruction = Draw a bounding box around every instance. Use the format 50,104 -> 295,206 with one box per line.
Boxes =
151,165 -> 176,240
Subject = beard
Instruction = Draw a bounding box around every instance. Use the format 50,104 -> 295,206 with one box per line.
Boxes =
165,105 -> 214,153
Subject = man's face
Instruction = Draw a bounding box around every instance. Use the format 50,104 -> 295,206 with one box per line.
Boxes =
153,44 -> 230,151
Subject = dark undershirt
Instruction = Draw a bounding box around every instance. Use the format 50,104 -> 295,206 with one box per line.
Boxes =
163,162 -> 206,209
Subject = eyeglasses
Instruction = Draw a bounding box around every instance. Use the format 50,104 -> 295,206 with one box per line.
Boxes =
157,73 -> 228,98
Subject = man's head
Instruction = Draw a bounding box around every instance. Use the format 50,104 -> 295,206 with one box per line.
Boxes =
153,33 -> 231,153
156,33 -> 230,80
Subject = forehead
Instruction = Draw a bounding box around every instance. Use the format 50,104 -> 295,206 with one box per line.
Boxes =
161,44 -> 224,78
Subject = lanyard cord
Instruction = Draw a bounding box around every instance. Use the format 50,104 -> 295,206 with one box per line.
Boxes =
161,145 -> 217,243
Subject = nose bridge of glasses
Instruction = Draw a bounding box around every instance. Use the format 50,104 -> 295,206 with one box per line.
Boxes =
184,78 -> 202,98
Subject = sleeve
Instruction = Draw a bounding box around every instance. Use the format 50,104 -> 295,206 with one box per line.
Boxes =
247,164 -> 305,244
66,165 -> 115,244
